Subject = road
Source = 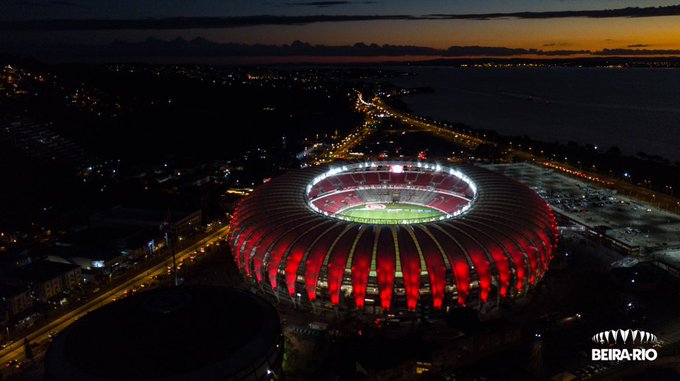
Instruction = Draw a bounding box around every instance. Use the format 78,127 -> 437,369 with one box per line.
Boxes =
321,122 -> 373,162
372,96 -> 483,149
313,91 -> 376,163
0,225 -> 231,369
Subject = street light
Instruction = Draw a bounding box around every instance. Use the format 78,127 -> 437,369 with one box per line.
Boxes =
266,369 -> 279,380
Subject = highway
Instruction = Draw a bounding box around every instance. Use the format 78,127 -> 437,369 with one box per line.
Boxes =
0,225 -> 231,369
314,91 -> 376,163
320,122 -> 373,162
372,96 -> 483,149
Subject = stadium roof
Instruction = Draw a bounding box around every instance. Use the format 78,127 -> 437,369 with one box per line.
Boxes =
230,161 -> 558,311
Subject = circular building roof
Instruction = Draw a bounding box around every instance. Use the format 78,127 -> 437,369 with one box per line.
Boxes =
230,161 -> 558,311
45,286 -> 283,381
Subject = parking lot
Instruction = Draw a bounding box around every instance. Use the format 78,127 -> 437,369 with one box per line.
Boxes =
485,163 -> 680,262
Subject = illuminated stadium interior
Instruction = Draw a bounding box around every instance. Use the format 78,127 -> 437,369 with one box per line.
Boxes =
306,162 -> 477,224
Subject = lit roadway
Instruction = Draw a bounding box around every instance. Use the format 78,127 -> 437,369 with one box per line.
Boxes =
371,96 -> 483,149
319,122 -> 373,162
0,225 -> 231,368
314,91 -> 375,163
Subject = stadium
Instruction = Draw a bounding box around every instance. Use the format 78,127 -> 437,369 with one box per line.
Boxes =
230,161 -> 558,312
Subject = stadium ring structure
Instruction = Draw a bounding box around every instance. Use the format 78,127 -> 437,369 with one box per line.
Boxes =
230,161 -> 558,312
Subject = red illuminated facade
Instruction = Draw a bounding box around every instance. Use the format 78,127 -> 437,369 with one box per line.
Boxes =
229,161 -> 558,312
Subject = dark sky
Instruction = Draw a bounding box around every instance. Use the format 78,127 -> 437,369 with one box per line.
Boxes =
2,1 -> 680,60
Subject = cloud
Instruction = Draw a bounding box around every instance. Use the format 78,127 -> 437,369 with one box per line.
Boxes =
627,44 -> 650,48
0,15 -> 424,31
543,42 -> 571,47
0,38 -> 587,58
2,38 -> 443,57
595,48 -> 680,56
429,5 -> 680,20
3,38 -> 680,60
1,4 -> 680,31
287,1 -> 352,7
444,46 -> 588,57
286,0 -> 378,6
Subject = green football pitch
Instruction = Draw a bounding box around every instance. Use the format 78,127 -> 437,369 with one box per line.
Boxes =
337,203 -> 444,223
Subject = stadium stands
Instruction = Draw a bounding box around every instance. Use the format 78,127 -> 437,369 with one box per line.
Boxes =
308,169 -> 473,216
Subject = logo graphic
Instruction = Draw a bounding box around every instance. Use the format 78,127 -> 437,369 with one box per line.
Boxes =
590,329 -> 661,362
591,329 -> 659,345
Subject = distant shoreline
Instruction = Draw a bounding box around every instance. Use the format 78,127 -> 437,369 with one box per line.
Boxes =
385,66 -> 680,163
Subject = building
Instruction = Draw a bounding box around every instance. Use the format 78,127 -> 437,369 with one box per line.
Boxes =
230,161 -> 558,313
45,286 -> 283,381
45,227 -> 162,274
0,284 -> 33,319
7,261 -> 82,302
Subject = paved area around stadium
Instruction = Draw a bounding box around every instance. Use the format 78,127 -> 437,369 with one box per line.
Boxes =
484,163 -> 680,268
337,203 -> 444,222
